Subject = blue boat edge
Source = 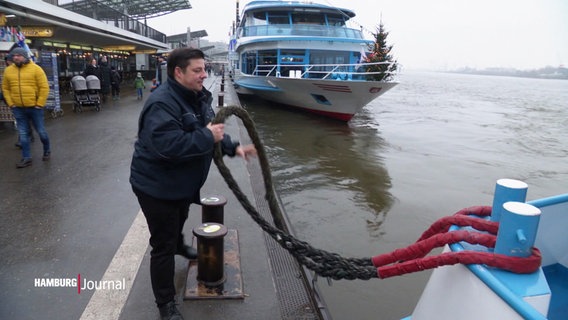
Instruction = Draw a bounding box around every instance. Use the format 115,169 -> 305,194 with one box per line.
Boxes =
402,185 -> 568,320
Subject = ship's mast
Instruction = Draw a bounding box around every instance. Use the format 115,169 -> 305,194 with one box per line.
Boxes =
236,0 -> 240,28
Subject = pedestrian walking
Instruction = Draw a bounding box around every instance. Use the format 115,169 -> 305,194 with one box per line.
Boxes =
110,66 -> 122,100
133,72 -> 145,100
129,48 -> 256,320
2,47 -> 51,168
1,53 -> 34,148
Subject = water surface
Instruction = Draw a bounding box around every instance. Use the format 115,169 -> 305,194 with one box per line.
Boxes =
241,71 -> 568,319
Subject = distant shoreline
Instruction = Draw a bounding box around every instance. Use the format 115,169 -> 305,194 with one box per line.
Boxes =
448,66 -> 568,80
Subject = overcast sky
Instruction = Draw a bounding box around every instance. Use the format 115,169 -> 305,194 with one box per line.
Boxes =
146,0 -> 568,70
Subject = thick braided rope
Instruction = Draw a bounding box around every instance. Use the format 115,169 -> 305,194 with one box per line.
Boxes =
212,106 -> 377,280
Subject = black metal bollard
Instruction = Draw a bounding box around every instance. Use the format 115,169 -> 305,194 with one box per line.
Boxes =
220,82 -> 225,92
201,195 -> 227,224
218,93 -> 224,107
193,223 -> 228,287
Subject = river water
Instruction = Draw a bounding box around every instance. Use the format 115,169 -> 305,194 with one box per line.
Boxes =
239,71 -> 567,320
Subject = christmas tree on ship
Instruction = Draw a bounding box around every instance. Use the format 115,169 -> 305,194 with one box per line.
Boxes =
365,22 -> 398,81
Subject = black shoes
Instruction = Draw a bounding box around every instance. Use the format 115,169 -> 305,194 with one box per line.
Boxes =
176,245 -> 197,260
16,158 -> 32,168
158,301 -> 184,320
15,152 -> 50,168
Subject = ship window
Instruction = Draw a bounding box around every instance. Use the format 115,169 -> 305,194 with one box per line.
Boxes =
280,49 -> 305,64
249,11 -> 268,25
281,49 -> 304,55
327,16 -> 345,27
281,56 -> 304,63
267,12 -> 289,25
307,50 -> 350,78
291,13 -> 325,25
258,50 -> 277,65
242,51 -> 258,75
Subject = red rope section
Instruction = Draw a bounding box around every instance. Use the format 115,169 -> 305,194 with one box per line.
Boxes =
372,230 -> 496,266
371,206 -> 542,278
417,206 -> 496,241
377,248 -> 542,279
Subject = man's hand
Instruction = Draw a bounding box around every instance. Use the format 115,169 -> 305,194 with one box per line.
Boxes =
206,123 -> 225,142
235,144 -> 257,161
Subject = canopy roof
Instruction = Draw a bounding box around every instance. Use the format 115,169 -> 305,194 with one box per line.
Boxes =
60,0 -> 192,19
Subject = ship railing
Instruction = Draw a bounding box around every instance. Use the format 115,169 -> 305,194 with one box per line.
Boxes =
251,61 -> 397,81
239,24 -> 364,39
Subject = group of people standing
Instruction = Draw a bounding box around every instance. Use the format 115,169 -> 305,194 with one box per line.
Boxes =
84,56 -> 122,101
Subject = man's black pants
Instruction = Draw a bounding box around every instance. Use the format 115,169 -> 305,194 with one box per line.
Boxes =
133,187 -> 191,306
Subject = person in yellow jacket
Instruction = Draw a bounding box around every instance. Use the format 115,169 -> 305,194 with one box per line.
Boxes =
2,47 -> 51,168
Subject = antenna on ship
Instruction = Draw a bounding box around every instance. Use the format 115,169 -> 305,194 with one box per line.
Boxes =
236,0 -> 240,27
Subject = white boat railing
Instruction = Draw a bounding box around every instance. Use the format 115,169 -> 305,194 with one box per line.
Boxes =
239,24 -> 364,39
250,61 -> 397,81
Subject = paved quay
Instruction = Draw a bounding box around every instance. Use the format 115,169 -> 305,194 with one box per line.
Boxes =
0,75 -> 327,319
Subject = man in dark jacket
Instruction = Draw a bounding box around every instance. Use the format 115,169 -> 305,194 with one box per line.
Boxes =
130,48 -> 255,320
98,55 -> 111,101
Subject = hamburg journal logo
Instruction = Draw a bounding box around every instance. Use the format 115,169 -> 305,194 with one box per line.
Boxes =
34,274 -> 126,294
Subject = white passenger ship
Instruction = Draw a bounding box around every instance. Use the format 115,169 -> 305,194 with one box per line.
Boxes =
229,0 -> 398,121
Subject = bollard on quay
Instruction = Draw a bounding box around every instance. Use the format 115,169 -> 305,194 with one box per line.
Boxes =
185,195 -> 243,300
201,195 -> 227,224
193,223 -> 228,287
218,93 -> 224,107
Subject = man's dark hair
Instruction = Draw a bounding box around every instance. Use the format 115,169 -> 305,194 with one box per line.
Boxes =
167,48 -> 205,78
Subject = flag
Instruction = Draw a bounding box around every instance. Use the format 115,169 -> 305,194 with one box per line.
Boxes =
359,46 -> 367,64
355,46 -> 368,70
228,39 -> 236,52
6,26 -> 13,41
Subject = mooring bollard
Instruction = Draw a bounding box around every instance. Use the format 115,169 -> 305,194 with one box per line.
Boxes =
185,196 -> 243,299
494,201 -> 541,257
218,93 -> 224,107
201,195 -> 227,224
490,178 -> 528,222
193,223 -> 228,287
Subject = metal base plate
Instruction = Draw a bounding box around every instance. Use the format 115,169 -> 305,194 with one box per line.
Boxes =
184,229 -> 244,300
